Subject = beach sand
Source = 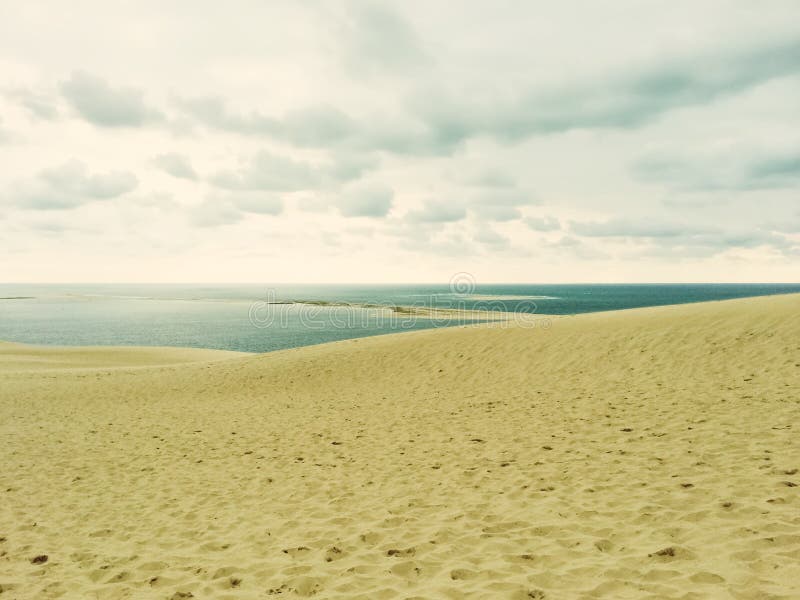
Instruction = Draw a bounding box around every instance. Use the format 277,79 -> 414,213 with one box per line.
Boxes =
1,294 -> 798,599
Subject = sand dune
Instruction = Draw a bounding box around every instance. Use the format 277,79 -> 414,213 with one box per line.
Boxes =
1,294 -> 799,599
0,342 -> 246,372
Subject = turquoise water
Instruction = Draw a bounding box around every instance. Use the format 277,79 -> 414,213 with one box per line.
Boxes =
1,283 -> 798,353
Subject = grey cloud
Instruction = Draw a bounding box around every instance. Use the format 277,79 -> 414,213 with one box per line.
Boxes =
176,96 -> 283,136
150,38 -> 800,159
402,189 -> 537,224
406,201 -> 466,223
747,153 -> 800,183
469,189 -> 537,221
190,198 -> 243,227
468,169 -> 516,189
341,3 -> 429,75
570,219 -> 708,238
525,216 -> 561,232
570,217 -> 795,256
552,235 -> 582,248
281,107 -> 358,146
353,120 -> 458,156
209,149 -> 373,194
411,37 -> 800,144
716,230 -> 794,251
763,212 -> 800,234
329,153 -> 380,182
632,155 -> 700,188
194,191 -> 283,223
177,95 -> 447,156
177,97 -> 358,146
153,153 -> 198,180
186,188 -> 284,229
12,160 -> 138,210
339,183 -> 393,217
61,71 -> 163,127
210,151 -> 320,192
633,148 -> 800,191
637,230 -> 798,259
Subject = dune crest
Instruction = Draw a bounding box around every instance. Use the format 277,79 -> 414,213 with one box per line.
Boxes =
1,294 -> 799,598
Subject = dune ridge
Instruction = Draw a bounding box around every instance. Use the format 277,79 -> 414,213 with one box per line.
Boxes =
1,294 -> 799,599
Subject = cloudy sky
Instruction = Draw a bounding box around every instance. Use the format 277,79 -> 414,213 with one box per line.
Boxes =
1,1 -> 798,283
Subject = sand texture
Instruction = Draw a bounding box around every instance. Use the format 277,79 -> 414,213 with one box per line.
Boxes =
1,294 -> 799,599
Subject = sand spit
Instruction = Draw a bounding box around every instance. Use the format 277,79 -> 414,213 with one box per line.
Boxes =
1,294 -> 799,598
265,301 -> 522,322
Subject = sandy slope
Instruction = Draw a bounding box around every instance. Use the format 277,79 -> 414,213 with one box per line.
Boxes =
0,294 -> 798,599
0,342 -> 246,372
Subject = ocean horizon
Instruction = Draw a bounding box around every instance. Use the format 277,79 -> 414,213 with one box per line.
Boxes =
2,282 -> 799,353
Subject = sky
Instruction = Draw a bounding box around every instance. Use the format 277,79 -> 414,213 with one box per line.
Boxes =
1,1 -> 799,283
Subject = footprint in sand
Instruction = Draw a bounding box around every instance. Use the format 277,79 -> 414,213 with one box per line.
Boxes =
648,546 -> 695,560
594,539 -> 613,552
391,561 -> 422,578
288,576 -> 323,597
386,547 -> 416,557
450,568 -> 478,580
359,531 -> 381,545
324,546 -> 344,562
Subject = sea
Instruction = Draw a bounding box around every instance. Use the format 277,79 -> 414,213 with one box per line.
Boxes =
1,283 -> 798,353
